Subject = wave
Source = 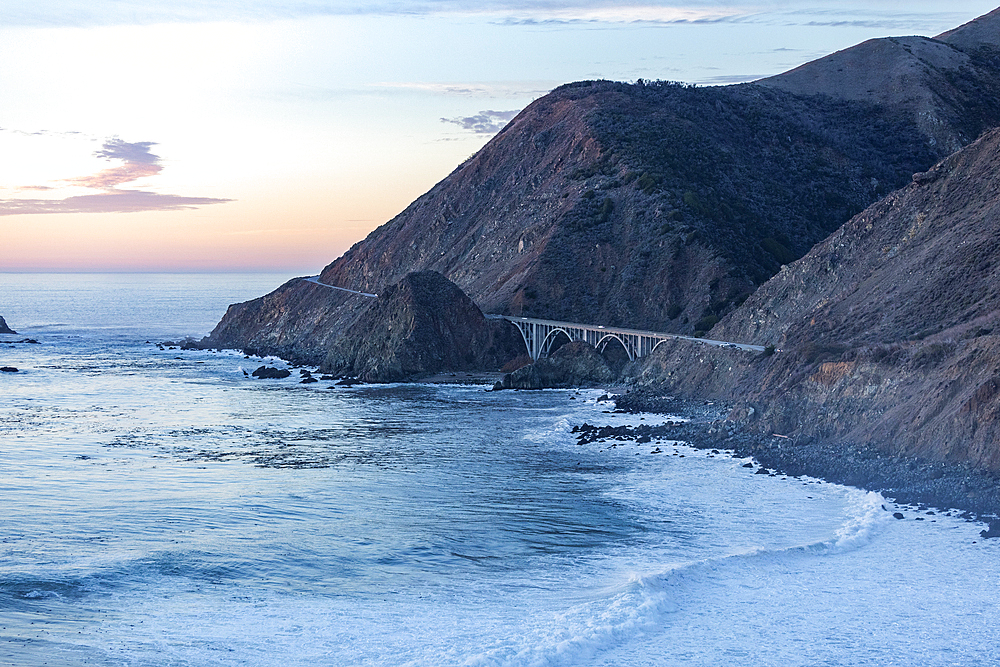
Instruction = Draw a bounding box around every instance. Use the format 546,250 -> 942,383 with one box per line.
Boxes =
450,490 -> 888,667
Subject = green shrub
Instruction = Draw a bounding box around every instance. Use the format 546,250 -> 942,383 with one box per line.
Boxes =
695,314 -> 719,331
597,197 -> 614,223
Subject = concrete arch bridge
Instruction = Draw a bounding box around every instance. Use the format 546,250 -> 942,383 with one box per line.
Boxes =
301,277 -> 763,361
490,315 -> 764,361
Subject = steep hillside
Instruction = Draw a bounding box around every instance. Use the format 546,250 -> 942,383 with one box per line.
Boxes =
635,126 -> 1000,472
936,6 -> 1000,51
759,32 -> 1000,153
205,7 -> 1000,364
323,81 -> 952,330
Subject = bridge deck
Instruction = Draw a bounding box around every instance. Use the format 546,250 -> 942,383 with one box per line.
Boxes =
491,315 -> 764,360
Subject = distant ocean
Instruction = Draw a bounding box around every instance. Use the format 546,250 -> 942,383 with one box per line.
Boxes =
1,273 -> 998,667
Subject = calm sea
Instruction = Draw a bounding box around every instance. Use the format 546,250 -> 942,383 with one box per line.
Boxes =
1,273 -> 998,666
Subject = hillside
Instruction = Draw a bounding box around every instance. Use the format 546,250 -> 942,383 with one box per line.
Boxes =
635,126 -> 1000,472
759,13 -> 1000,153
204,7 -> 1000,367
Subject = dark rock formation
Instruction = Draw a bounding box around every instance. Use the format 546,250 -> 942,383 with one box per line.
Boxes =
499,341 -> 614,389
321,271 -> 525,383
1,366 -> 18,373
0,316 -> 16,335
200,277 -> 370,365
251,366 -> 291,379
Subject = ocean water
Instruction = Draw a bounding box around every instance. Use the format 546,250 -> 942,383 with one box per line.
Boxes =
1,273 -> 998,667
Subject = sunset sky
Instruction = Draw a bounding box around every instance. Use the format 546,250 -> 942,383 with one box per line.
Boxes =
1,1 -> 995,273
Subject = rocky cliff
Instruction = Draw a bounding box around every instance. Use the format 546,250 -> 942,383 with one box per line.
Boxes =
207,7 -> 1000,365
200,278 -> 368,365
633,126 -> 1000,473
498,341 -> 614,390
320,271 -> 524,382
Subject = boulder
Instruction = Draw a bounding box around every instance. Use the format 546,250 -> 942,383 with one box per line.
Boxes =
251,365 -> 291,379
980,520 -> 1000,539
321,271 -> 525,383
499,341 -> 614,389
1,366 -> 18,373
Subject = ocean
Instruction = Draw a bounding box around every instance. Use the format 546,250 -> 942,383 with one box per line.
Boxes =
1,273 -> 998,666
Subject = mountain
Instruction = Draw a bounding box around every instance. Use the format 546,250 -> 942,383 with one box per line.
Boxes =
635,125 -> 1000,472
203,7 -> 1000,369
759,9 -> 1000,153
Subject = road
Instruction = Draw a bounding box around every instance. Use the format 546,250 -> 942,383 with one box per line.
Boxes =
302,276 -> 766,352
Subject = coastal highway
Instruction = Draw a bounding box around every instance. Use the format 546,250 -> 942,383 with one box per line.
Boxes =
302,276 -> 766,353
302,276 -> 378,298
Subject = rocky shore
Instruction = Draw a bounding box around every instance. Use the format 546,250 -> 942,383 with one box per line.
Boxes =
602,389 -> 1000,534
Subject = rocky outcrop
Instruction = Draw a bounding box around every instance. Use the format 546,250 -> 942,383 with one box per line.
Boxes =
321,271 -> 525,382
0,316 -> 16,335
633,125 -> 1000,473
199,277 -> 371,364
498,341 -> 614,389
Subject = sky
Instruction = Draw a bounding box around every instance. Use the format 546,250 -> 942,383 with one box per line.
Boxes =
1,1 -> 996,273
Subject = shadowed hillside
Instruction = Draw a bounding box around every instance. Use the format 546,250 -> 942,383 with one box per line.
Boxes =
634,125 -> 1000,472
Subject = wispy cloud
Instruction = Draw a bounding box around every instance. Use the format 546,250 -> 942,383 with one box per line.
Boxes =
0,191 -> 233,215
0,1 -> 985,32
94,137 -> 159,164
696,73 -> 769,85
0,135 -> 231,216
496,5 -> 747,25
441,110 -> 520,134
372,81 -> 553,98
0,1 -> 759,27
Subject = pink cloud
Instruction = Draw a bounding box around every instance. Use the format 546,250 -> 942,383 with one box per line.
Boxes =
0,190 -> 231,215
0,136 -> 232,215
65,162 -> 162,190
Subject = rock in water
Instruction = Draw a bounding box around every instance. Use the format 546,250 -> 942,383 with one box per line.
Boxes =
321,271 -> 525,383
251,366 -> 291,379
0,316 -> 16,335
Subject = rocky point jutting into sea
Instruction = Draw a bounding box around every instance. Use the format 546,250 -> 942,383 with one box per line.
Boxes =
202,8 -> 1000,515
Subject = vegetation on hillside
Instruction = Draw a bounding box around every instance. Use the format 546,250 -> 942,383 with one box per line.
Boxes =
579,79 -> 938,281
519,79 -> 949,329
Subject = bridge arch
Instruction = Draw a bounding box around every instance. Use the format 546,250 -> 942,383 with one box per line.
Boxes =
539,328 -> 573,358
596,334 -> 634,362
650,338 -> 674,356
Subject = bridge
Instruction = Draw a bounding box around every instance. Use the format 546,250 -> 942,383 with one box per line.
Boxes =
302,276 -> 764,360
491,315 -> 764,361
